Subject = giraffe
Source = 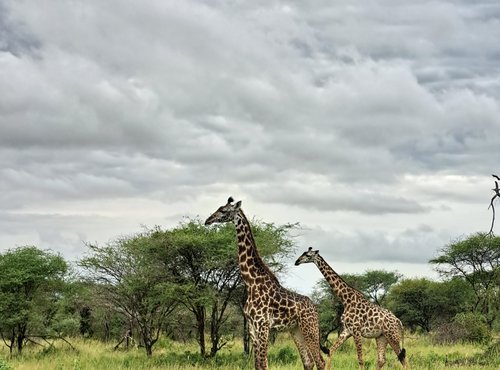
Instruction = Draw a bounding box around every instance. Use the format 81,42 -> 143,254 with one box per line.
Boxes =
295,247 -> 408,370
205,197 -> 327,370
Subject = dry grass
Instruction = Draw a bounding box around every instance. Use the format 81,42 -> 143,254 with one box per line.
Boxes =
0,333 -> 498,369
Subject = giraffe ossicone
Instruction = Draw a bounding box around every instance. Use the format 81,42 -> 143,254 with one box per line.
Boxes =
205,198 -> 327,370
295,248 -> 408,370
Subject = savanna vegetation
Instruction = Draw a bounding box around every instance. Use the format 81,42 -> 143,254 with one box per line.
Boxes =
0,216 -> 499,369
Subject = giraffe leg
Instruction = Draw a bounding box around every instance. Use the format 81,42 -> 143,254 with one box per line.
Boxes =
325,329 -> 351,369
291,327 -> 315,370
298,317 -> 326,370
352,333 -> 364,370
386,333 -> 407,370
250,321 -> 270,370
375,336 -> 387,370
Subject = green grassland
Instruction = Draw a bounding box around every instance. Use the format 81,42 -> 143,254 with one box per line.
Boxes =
1,334 -> 498,370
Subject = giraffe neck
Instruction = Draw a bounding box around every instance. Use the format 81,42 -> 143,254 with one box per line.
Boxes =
235,210 -> 280,287
314,255 -> 356,304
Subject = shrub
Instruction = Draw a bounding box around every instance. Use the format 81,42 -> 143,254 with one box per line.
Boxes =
453,312 -> 491,343
0,359 -> 12,370
269,346 -> 297,364
434,312 -> 491,344
479,340 -> 500,365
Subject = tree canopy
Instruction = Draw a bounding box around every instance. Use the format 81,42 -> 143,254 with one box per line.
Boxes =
0,246 -> 69,354
430,232 -> 500,327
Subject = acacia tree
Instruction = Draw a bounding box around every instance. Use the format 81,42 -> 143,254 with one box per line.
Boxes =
166,220 -> 238,357
430,233 -> 500,327
388,278 -> 475,332
79,229 -> 178,356
342,270 -> 401,306
0,246 -> 68,355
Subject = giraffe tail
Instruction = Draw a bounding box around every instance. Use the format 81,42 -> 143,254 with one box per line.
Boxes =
398,348 -> 406,363
398,321 -> 406,364
320,343 -> 330,355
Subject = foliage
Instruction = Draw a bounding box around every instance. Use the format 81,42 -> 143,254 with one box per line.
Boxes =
0,246 -> 68,354
79,229 -> 178,356
387,278 -> 474,332
342,270 -> 401,306
430,232 -> 500,327
475,340 -> 500,366
452,312 -> 491,343
0,358 -> 12,370
433,311 -> 491,345
269,345 -> 298,364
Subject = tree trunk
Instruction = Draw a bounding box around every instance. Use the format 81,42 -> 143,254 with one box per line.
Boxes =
209,301 -> 219,357
243,315 -> 250,355
194,305 -> 206,357
16,324 -> 26,354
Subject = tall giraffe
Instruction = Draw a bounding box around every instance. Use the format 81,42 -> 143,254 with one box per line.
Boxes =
295,247 -> 408,370
205,197 -> 327,370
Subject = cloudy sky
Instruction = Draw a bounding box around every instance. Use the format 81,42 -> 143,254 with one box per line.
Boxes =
1,0 -> 499,293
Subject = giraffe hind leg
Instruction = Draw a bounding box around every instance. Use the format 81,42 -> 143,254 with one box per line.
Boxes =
375,336 -> 387,370
352,333 -> 365,370
298,317 -> 326,370
386,333 -> 407,369
291,327 -> 315,370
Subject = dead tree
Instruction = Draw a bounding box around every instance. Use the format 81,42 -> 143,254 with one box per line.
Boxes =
488,174 -> 500,235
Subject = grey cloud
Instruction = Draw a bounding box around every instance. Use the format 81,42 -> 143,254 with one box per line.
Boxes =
0,0 -> 499,279
302,224 -> 448,264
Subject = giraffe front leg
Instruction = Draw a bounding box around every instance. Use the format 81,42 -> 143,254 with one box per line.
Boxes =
353,333 -> 364,370
325,329 -> 351,369
250,321 -> 270,370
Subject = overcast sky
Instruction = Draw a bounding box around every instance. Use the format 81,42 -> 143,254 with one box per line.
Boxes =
1,0 -> 499,293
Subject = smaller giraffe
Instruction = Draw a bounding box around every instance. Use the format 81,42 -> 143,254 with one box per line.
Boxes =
295,247 -> 408,370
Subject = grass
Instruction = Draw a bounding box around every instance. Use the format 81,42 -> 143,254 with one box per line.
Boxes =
0,334 -> 498,369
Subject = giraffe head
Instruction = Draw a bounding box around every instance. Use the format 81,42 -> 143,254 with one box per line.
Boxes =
205,196 -> 242,225
294,247 -> 320,266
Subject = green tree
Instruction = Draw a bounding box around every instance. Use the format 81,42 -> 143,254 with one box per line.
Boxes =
360,270 -> 401,306
79,229 -> 178,356
0,246 -> 68,355
430,233 -> 500,327
388,278 -> 474,332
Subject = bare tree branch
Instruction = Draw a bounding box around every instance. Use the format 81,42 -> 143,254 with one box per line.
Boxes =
488,174 -> 500,235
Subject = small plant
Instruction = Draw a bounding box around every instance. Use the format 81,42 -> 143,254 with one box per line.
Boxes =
475,340 -> 500,366
269,345 -> 297,364
0,358 -> 12,370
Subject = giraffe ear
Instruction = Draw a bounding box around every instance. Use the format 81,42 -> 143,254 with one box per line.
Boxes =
234,200 -> 242,209
314,250 -> 319,255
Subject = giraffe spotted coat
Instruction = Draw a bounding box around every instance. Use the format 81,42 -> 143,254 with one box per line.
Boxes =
205,198 -> 326,370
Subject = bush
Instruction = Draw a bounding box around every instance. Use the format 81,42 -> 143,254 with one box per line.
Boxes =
478,340 -> 500,365
434,312 -> 491,344
269,346 -> 298,364
433,322 -> 468,344
0,359 -> 12,370
453,312 -> 491,343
